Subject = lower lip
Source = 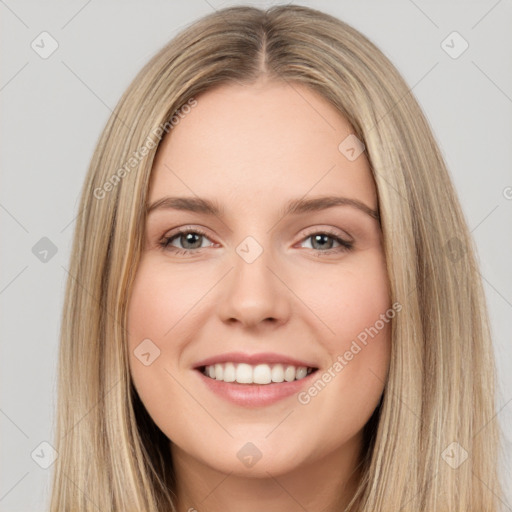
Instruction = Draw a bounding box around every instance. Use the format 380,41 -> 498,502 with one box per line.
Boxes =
195,369 -> 318,407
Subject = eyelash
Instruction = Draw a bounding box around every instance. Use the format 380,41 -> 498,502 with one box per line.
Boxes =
158,227 -> 354,257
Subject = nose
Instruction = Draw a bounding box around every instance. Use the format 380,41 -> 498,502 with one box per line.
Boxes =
217,244 -> 292,329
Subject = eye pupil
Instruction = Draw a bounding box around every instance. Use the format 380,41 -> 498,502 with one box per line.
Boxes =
182,232 -> 202,249
312,234 -> 333,250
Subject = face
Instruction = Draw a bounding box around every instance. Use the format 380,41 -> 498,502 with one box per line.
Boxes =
127,78 -> 392,479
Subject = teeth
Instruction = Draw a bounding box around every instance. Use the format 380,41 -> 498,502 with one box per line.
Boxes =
214,364 -> 223,381
201,362 -> 315,384
223,362 -> 236,382
253,364 -> 272,384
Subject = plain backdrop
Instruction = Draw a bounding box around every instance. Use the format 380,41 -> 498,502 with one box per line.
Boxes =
1,0 -> 511,510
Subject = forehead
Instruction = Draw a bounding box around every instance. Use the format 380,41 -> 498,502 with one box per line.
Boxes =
148,80 -> 377,211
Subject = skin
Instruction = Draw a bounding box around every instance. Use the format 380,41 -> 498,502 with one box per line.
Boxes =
127,77 -> 392,512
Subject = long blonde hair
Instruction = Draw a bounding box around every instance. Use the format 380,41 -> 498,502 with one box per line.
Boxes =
50,5 -> 502,511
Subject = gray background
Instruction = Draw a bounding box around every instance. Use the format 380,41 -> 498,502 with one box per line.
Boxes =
1,0 -> 511,510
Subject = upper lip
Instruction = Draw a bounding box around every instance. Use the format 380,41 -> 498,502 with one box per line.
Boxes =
193,352 -> 319,369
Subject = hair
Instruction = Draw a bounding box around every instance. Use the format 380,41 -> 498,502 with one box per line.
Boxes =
49,4 -> 502,511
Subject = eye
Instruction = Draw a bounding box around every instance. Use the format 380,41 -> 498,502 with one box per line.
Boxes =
299,229 -> 353,255
158,227 -> 354,256
159,227 -> 214,255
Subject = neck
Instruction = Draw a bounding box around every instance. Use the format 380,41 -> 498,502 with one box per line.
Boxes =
171,433 -> 364,512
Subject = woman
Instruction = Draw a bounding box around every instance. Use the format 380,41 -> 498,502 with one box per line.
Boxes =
50,5 -> 502,511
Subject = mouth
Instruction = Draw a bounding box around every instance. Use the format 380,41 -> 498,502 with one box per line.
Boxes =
196,362 -> 319,385
194,362 -> 320,408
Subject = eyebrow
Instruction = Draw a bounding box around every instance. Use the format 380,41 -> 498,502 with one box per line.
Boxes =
146,195 -> 379,221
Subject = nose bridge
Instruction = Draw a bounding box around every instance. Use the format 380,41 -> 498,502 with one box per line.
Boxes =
217,234 -> 291,326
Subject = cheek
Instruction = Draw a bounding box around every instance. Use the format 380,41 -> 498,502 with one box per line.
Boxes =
294,250 -> 391,417
127,258 -> 208,347
126,257 -> 220,405
126,261 -> 179,400
126,261 -> 193,440
297,250 -> 391,347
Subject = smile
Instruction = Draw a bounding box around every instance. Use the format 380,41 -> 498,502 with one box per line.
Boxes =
200,362 -> 316,384
194,365 -> 319,407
